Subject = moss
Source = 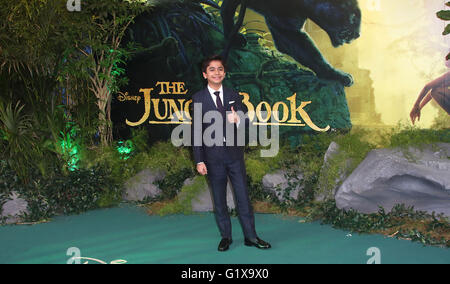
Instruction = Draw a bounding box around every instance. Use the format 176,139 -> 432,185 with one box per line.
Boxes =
97,188 -> 122,208
79,140 -> 193,187
374,123 -> 450,163
379,123 -> 450,149
244,141 -> 303,185
431,107 -> 450,130
78,145 -> 131,184
157,175 -> 208,215
145,142 -> 193,174
145,201 -> 172,215
316,129 -> 374,197
252,201 -> 282,214
244,158 -> 271,186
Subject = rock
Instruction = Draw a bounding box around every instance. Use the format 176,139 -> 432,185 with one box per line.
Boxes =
316,142 -> 353,202
1,192 -> 29,224
335,143 -> 450,217
123,169 -> 166,202
262,169 -> 303,202
323,141 -> 340,164
182,177 -> 235,212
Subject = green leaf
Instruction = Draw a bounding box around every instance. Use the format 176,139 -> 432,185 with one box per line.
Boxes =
437,10 -> 450,21
445,24 -> 450,35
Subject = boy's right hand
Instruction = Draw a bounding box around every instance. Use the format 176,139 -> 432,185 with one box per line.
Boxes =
197,163 -> 208,176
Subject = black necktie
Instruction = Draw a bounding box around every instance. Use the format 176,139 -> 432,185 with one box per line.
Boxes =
213,91 -> 225,116
213,91 -> 227,141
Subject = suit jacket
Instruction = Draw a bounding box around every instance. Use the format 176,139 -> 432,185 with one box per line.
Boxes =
191,86 -> 250,164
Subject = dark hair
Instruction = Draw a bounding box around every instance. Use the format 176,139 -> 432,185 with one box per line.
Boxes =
201,55 -> 227,73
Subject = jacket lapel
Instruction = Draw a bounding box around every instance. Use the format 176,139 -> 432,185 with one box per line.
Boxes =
223,87 -> 230,112
202,88 -> 216,112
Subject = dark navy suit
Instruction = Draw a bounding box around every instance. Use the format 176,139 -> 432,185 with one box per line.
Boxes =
191,86 -> 257,240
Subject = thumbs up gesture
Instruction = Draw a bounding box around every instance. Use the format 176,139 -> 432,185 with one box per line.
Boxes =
227,106 -> 240,124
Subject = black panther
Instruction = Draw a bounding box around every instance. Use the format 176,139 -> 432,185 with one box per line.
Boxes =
221,0 -> 361,87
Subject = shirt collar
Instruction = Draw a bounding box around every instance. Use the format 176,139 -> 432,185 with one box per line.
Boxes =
207,85 -> 223,96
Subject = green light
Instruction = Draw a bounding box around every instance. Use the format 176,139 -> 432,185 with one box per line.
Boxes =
116,140 -> 134,160
59,123 -> 80,171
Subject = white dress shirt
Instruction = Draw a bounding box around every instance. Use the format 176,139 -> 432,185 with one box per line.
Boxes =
207,85 -> 224,109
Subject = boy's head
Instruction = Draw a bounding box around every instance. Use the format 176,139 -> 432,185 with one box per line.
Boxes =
201,55 -> 227,87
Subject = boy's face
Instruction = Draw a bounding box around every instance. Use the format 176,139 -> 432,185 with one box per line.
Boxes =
203,60 -> 226,86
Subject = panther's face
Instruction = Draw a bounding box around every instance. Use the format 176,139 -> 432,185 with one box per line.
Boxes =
310,0 -> 361,47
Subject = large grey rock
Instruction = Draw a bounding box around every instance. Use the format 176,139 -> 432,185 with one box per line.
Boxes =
316,142 -> 353,201
123,169 -> 166,202
335,143 -> 450,217
182,177 -> 235,212
1,192 -> 29,224
262,169 -> 303,202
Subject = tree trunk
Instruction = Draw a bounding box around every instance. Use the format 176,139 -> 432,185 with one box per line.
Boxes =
97,87 -> 113,146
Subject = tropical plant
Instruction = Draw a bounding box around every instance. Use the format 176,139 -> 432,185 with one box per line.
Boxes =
0,0 -> 92,170
0,0 -> 73,110
0,0 -> 152,150
0,101 -> 37,181
65,0 -> 150,146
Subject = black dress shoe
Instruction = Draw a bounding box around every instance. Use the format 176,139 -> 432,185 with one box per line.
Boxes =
218,238 -> 232,252
244,237 -> 271,249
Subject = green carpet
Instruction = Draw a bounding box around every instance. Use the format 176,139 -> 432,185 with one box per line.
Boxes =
0,205 -> 448,264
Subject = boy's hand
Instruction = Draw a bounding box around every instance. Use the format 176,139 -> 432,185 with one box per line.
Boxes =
227,106 -> 240,124
197,163 -> 208,175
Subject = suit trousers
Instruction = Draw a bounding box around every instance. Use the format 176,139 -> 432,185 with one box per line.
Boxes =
205,146 -> 257,240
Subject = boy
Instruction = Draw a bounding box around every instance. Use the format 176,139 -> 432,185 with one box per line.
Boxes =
191,55 -> 271,251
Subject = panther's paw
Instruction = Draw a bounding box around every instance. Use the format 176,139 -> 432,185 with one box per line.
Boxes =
339,72 -> 354,87
319,69 -> 354,87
